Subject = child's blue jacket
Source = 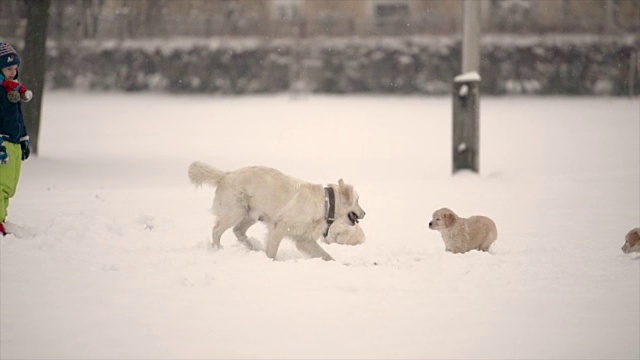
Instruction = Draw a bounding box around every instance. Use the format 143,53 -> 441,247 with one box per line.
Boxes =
0,77 -> 28,144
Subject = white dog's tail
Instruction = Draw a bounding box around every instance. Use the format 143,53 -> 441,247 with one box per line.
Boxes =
188,161 -> 226,187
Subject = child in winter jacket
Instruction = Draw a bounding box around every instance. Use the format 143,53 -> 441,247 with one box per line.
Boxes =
0,43 -> 31,236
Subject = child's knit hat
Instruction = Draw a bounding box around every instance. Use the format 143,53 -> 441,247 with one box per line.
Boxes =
0,43 -> 21,70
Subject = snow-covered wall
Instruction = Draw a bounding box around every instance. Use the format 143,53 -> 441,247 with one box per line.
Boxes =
45,35 -> 639,95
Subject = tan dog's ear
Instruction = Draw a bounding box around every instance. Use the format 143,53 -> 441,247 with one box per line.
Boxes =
443,213 -> 456,228
338,178 -> 353,202
628,230 -> 640,247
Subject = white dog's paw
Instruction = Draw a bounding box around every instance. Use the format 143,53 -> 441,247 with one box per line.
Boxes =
237,237 -> 264,252
245,237 -> 264,251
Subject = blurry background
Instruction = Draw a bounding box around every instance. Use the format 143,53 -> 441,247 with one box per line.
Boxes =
4,0 -> 640,40
1,0 -> 639,95
0,5 -> 639,358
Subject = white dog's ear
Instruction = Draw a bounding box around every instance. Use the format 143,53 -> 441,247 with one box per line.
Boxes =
338,178 -> 353,202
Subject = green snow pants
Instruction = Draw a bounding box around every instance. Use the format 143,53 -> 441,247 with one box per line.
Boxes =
0,142 -> 22,222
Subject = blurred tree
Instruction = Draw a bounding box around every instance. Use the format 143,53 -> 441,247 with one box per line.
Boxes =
81,0 -> 106,39
22,0 -> 50,156
126,0 -> 167,38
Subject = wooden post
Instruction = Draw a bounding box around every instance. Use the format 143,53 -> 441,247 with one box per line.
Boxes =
453,0 -> 482,174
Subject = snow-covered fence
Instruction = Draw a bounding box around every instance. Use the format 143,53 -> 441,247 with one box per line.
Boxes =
40,35 -> 639,96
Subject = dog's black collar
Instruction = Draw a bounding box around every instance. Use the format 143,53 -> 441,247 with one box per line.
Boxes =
323,186 -> 335,238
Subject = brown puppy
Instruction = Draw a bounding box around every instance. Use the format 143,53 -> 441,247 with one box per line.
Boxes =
429,208 -> 497,254
621,227 -> 640,254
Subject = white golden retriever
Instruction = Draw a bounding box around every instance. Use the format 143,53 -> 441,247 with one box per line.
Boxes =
428,208 -> 497,253
622,227 -> 640,254
188,161 -> 366,261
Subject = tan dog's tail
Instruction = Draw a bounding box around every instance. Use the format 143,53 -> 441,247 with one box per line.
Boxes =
188,161 -> 226,187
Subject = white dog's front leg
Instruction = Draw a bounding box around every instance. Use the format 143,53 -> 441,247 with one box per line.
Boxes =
295,240 -> 334,261
265,226 -> 285,260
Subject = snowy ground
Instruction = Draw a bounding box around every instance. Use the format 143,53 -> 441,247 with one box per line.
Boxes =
1,92 -> 638,359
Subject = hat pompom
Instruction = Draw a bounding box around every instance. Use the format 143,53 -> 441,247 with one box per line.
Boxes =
7,91 -> 20,103
21,90 -> 33,102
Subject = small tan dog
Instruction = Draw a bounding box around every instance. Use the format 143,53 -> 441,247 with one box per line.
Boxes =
428,208 -> 497,254
621,227 -> 640,254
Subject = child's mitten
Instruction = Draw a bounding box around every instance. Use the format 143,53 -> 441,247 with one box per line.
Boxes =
20,136 -> 30,160
0,140 -> 8,165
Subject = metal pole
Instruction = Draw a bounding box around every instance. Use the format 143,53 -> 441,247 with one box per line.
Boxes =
630,49 -> 637,98
453,0 -> 482,174
462,0 -> 481,73
452,75 -> 481,173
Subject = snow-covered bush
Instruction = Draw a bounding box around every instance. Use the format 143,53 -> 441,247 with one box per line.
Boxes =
44,35 -> 639,95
